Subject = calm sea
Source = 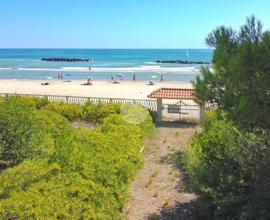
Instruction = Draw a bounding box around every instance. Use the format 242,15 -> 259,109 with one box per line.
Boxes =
0,49 -> 213,81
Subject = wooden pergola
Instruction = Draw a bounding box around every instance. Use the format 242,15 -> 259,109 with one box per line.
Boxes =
148,88 -> 199,122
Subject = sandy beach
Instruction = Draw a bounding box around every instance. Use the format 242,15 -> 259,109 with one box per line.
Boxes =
0,79 -> 192,99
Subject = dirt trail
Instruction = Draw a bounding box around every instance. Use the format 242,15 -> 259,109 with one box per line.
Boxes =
123,122 -> 199,220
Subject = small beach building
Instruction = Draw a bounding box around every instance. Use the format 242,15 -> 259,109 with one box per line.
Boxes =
148,88 -> 202,123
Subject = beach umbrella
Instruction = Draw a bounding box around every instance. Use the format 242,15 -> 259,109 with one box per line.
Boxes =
117,73 -> 124,80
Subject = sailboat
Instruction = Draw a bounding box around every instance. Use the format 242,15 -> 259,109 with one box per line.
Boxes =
186,50 -> 189,57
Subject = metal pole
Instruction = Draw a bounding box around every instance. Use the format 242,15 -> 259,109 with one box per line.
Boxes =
157,98 -> 163,123
179,100 -> 181,121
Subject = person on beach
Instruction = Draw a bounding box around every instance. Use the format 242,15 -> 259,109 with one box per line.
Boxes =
61,73 -> 64,80
160,74 -> 164,82
119,74 -> 124,81
133,73 -> 136,81
111,75 -> 114,81
86,78 -> 92,85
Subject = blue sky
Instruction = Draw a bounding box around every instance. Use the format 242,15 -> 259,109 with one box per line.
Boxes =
1,0 -> 270,48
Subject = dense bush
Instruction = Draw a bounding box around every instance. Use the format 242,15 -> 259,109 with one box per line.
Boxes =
0,159 -> 112,219
0,97 -> 52,170
184,112 -> 270,219
185,16 -> 270,220
35,109 -> 73,140
0,96 -> 154,219
83,101 -> 121,123
16,96 -> 49,109
43,102 -> 83,121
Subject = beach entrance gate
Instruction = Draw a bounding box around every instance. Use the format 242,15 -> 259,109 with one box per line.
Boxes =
148,88 -> 203,123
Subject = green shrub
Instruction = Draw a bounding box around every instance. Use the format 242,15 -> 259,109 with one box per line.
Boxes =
184,112 -> 270,219
36,109 -> 73,140
0,97 -> 53,170
43,102 -> 83,121
120,104 -> 155,137
83,101 -> 121,123
0,97 -> 154,219
0,160 -> 114,219
0,116 -> 145,219
17,96 -> 49,109
1,95 -> 49,109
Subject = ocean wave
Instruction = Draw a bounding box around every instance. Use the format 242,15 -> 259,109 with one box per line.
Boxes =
90,66 -> 198,73
139,65 -> 161,68
0,67 -> 12,70
144,62 -> 159,65
17,68 -> 61,71
61,67 -> 90,71
0,58 -> 40,62
10,66 -> 199,73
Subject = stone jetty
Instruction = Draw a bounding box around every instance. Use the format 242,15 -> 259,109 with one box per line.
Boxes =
41,58 -> 92,62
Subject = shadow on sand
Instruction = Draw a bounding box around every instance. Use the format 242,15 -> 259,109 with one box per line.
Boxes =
157,120 -> 199,129
147,201 -> 198,220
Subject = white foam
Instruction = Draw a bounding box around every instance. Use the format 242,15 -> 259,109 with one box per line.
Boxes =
18,67 -> 91,72
90,66 -> 197,73
144,62 -> 159,65
14,66 -> 199,73
0,67 -> 12,70
139,65 -> 161,68
17,68 -> 61,71
61,67 -> 90,71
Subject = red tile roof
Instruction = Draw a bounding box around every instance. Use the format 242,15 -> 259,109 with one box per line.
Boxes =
148,88 -> 195,99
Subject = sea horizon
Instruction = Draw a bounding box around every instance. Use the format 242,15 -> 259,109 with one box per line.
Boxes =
0,47 -> 214,49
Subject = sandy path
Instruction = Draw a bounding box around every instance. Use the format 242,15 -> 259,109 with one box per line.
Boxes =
123,123 -> 198,220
